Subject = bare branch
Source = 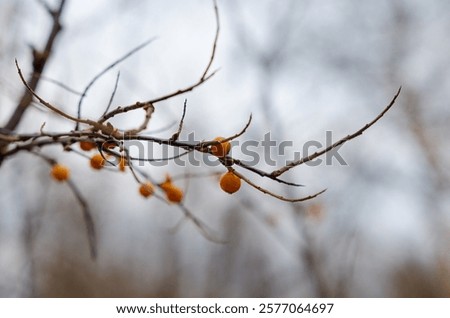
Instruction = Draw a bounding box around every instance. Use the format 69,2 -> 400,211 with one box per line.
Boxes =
228,157 -> 304,187
66,179 -> 97,259
177,204 -> 227,244
169,99 -> 188,142
37,73 -> 83,96
101,71 -> 217,122
75,37 -> 157,129
3,0 -> 66,131
200,0 -> 220,80
199,114 -> 253,151
232,169 -> 326,203
31,151 -> 97,259
15,60 -> 128,138
101,0 -> 221,122
271,87 -> 402,177
101,71 -> 121,118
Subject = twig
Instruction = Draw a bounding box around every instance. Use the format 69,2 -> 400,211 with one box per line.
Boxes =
101,0 -> 221,122
271,87 -> 402,177
123,103 -> 155,135
198,114 -> 253,150
229,158 -> 304,187
30,151 -> 97,259
75,37 -> 156,129
101,71 -> 121,118
177,204 -> 227,244
15,60 -> 126,138
67,179 -> 97,259
4,0 -> 66,131
232,169 -> 326,203
169,99 -> 188,142
101,71 -> 218,122
170,170 -> 223,181
200,0 -> 220,80
37,73 -> 83,96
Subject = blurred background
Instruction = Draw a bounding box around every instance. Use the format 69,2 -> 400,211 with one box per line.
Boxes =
0,0 -> 449,297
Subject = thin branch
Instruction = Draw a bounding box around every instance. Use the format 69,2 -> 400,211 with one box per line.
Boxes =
170,170 -> 223,181
101,71 -> 120,117
228,157 -> 304,187
101,0 -> 221,122
123,103 -> 155,135
199,114 -> 253,150
271,87 -> 402,177
126,155 -> 144,184
15,60 -> 87,123
37,73 -> 83,96
232,169 -> 326,203
101,71 -> 218,122
177,204 -> 227,244
4,0 -> 66,131
66,179 -> 97,259
15,60 -> 125,138
200,0 -> 220,80
104,147 -> 192,163
169,99 -> 187,142
75,37 -> 156,129
31,151 -> 97,259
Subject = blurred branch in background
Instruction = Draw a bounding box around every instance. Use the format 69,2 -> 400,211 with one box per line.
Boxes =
386,1 -> 450,297
2,0 -> 66,134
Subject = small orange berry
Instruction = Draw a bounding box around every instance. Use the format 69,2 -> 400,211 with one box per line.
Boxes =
90,153 -> 105,170
50,164 -> 70,182
160,175 -> 172,191
220,171 -> 241,194
160,175 -> 183,203
139,182 -> 154,198
118,156 -> 126,172
165,184 -> 183,203
210,137 -> 231,157
79,141 -> 96,151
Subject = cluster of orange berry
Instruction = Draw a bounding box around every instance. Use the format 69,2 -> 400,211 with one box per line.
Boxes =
139,175 -> 183,203
49,136 -> 242,203
79,141 -> 126,172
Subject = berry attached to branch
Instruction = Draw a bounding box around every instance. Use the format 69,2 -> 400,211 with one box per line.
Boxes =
51,163 -> 70,182
160,175 -> 183,203
220,171 -> 241,194
79,141 -> 96,151
210,136 -> 231,157
90,153 -> 105,170
139,182 -> 154,198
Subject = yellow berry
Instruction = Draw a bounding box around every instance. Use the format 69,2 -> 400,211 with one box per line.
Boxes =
79,141 -> 96,151
50,164 -> 70,182
210,137 -> 231,157
220,171 -> 241,194
139,182 -> 154,198
90,153 -> 105,170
